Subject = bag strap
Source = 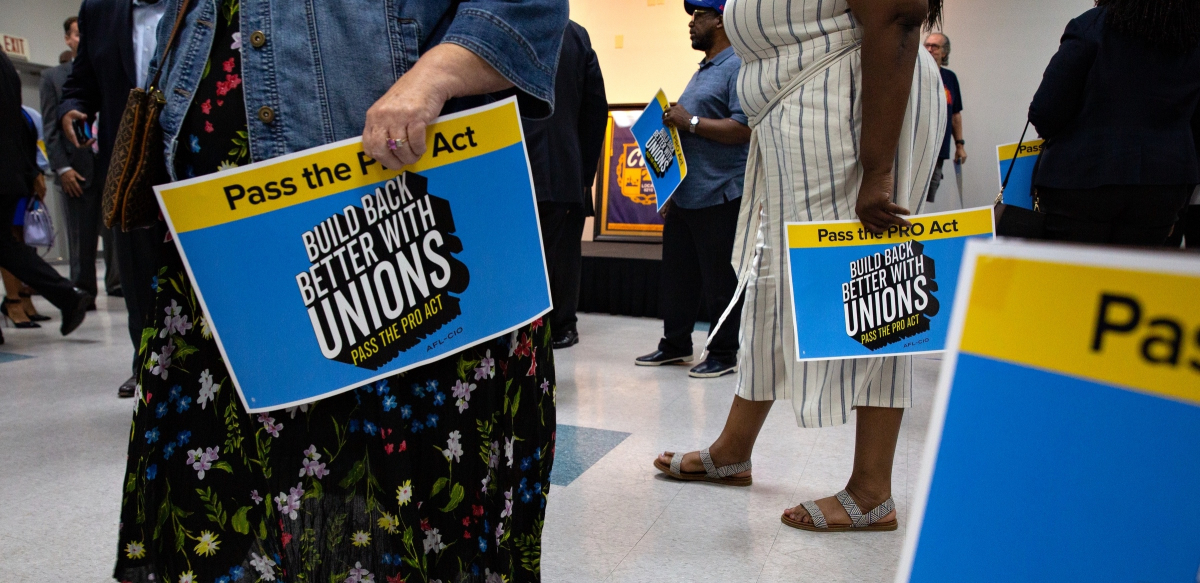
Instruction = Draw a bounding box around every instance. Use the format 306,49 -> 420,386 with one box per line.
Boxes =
997,120 -> 1046,207
1000,121 -> 1031,192
146,0 -> 194,91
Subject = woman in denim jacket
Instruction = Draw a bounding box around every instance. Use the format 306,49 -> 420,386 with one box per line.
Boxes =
116,2 -> 566,582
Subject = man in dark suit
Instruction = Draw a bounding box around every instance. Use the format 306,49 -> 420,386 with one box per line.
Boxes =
60,0 -> 167,397
42,16 -> 117,303
0,52 -> 91,336
522,21 -> 608,349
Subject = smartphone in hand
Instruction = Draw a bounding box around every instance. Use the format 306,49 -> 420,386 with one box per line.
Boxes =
71,118 -> 93,144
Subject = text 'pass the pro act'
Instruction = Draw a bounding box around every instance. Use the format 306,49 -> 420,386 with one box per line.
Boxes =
154,98 -> 551,412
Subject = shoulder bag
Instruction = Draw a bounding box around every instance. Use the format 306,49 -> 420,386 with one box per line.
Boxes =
993,121 -> 1046,238
23,198 -> 55,248
102,0 -> 192,231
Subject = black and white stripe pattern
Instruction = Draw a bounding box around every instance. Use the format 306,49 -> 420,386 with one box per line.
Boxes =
722,0 -> 946,428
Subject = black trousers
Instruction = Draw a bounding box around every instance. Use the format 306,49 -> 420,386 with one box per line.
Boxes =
62,178 -> 106,297
0,193 -> 78,309
113,223 -> 166,373
1164,204 -> 1200,249
103,223 -> 119,293
1039,185 -> 1192,246
926,158 -> 946,202
659,197 -> 743,362
537,201 -> 585,335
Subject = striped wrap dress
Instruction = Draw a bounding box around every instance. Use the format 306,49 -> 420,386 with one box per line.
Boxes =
720,0 -> 947,428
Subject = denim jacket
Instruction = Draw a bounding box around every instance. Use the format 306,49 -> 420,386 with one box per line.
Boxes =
149,0 -> 567,179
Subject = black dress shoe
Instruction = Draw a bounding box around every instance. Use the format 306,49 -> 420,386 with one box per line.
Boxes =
118,375 -> 137,398
59,288 -> 93,336
688,358 -> 738,378
107,287 -> 124,297
635,349 -> 694,366
552,329 -> 579,349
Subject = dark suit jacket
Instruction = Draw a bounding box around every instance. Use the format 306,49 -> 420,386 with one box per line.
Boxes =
522,21 -> 608,210
0,53 -> 39,201
41,61 -> 95,185
60,0 -> 139,178
1029,7 -> 1200,189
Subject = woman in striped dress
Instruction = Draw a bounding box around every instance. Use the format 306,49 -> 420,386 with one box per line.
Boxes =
656,0 -> 946,531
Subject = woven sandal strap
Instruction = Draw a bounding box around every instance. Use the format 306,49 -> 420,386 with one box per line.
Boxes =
698,448 -> 752,478
669,452 -> 684,477
836,490 -> 895,528
699,448 -> 718,476
801,500 -> 827,528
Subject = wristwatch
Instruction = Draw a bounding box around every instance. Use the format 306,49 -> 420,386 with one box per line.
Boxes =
689,115 -> 699,133
955,139 -> 965,145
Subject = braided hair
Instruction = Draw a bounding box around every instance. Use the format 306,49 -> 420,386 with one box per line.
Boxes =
927,0 -> 943,32
1096,0 -> 1200,52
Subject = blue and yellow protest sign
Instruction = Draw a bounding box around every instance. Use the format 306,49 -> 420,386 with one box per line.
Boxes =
155,98 -> 551,413
784,207 -> 994,360
596,109 -> 664,240
996,139 -> 1043,210
631,89 -> 687,212
899,241 -> 1200,582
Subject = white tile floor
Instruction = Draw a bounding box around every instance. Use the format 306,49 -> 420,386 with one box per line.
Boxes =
0,279 -> 941,582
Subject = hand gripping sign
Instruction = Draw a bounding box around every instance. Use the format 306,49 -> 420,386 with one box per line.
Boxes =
899,240 -> 1200,582
630,89 -> 687,212
784,207 -> 994,360
154,98 -> 551,412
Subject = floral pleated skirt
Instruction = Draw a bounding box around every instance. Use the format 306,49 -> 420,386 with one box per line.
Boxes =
115,2 -> 556,582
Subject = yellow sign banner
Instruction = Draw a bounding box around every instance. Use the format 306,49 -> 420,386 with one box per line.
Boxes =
960,254 -> 1200,406
996,139 -> 1044,161
158,100 -> 524,234
787,207 -> 994,249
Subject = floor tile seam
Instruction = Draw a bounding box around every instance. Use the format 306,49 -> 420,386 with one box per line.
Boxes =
605,479 -> 685,580
753,436 -> 818,583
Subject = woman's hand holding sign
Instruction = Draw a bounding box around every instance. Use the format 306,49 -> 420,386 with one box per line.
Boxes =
856,171 -> 911,234
364,44 -> 513,170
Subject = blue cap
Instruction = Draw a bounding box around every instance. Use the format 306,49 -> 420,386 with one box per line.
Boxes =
684,0 -> 725,14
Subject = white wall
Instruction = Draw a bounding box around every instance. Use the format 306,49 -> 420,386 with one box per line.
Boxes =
0,0 -> 81,67
926,0 -> 1094,212
570,0 -> 699,104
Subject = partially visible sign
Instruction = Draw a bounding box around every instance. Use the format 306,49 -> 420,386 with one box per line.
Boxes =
996,139 -> 1043,210
2,34 -> 30,61
594,108 -> 664,241
899,240 -> 1200,583
631,90 -> 687,212
785,207 -> 994,361
155,98 -> 551,412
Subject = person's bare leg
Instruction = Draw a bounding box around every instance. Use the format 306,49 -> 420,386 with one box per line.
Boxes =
783,406 -> 903,525
658,395 -> 774,477
1,267 -> 33,325
8,228 -> 42,319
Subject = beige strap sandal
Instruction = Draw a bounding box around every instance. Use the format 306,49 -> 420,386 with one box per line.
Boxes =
781,489 -> 898,532
653,448 -> 752,487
